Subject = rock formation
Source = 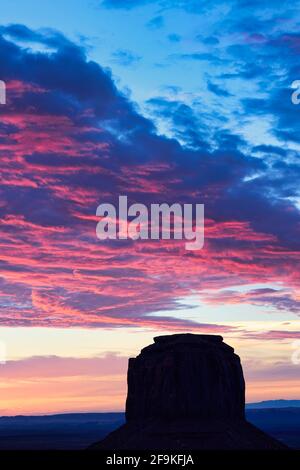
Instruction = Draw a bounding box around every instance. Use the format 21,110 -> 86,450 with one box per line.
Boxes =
91,334 -> 287,450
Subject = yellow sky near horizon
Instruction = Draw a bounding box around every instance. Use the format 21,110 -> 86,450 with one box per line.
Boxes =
0,322 -> 299,415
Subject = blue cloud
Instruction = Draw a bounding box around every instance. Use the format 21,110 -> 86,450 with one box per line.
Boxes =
196,35 -> 219,45
111,49 -> 141,66
146,15 -> 164,30
207,81 -> 232,97
102,0 -> 154,9
168,33 -> 181,43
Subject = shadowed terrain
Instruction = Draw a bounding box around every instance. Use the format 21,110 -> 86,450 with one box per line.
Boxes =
0,408 -> 299,449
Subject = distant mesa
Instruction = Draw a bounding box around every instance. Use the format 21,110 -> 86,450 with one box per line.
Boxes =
247,399 -> 300,409
91,334 -> 287,450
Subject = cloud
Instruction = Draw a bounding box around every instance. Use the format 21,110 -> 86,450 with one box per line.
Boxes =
111,49 -> 141,67
202,287 -> 300,315
196,35 -> 220,45
207,80 -> 232,97
102,0 -> 155,9
167,34 -> 181,43
0,354 -> 128,378
146,15 -> 164,30
173,52 -> 225,65
0,354 -> 128,414
0,24 -> 74,49
101,0 -> 221,14
0,25 -> 300,332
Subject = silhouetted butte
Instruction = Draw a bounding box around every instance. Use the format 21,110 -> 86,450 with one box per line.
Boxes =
91,334 -> 287,449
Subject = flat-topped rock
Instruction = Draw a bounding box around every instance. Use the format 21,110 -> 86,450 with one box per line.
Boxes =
154,333 -> 224,344
91,334 -> 287,450
127,333 -> 244,422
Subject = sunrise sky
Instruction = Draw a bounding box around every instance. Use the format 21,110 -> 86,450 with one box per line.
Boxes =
0,0 -> 299,415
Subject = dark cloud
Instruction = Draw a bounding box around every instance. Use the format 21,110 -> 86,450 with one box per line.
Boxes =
207,80 -> 232,97
0,24 -> 74,49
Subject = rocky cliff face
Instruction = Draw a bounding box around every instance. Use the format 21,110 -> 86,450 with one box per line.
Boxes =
126,334 -> 245,422
92,334 -> 287,450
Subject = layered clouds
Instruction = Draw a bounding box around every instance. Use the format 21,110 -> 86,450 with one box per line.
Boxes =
0,21 -> 300,334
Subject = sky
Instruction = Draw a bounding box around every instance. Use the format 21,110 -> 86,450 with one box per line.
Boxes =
0,0 -> 299,415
